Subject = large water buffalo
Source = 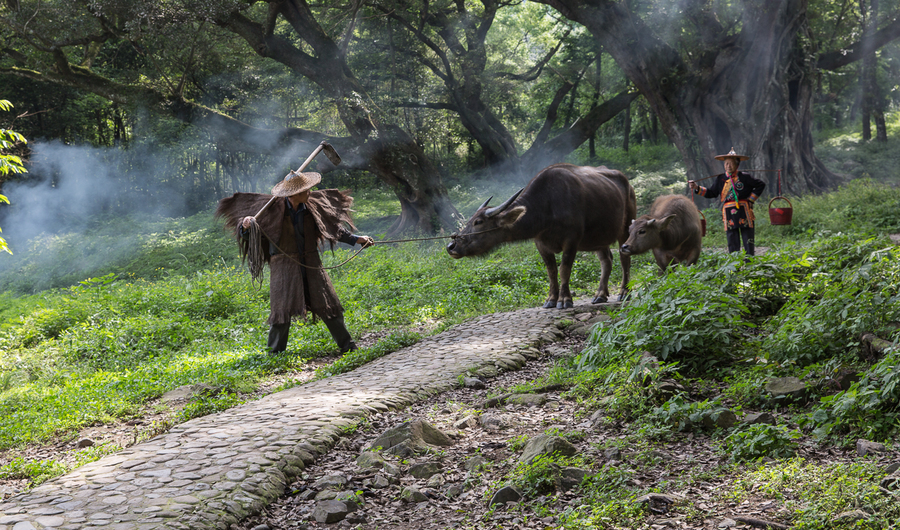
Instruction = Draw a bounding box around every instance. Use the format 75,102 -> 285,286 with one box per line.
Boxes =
446,163 -> 636,308
619,194 -> 702,272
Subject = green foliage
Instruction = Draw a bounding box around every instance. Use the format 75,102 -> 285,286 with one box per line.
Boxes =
1,99 -> 27,255
0,211 -> 241,294
313,331 -> 422,380
507,453 -> 586,497
722,424 -> 801,461
552,462 -> 648,528
730,458 -> 900,528
592,143 -> 683,175
809,345 -> 900,442
0,442 -> 121,489
763,179 -> 900,238
762,236 -> 900,366
647,395 -> 728,433
579,254 -> 752,369
176,392 -> 244,422
816,130 -> 900,187
507,434 -> 529,453
573,179 -> 900,443
72,442 -> 123,468
722,366 -> 770,409
0,100 -> 27,176
0,456 -> 67,485
565,359 -> 652,424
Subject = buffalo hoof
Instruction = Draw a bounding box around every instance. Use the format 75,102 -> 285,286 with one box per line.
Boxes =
542,301 -> 557,309
591,296 -> 608,304
556,300 -> 574,309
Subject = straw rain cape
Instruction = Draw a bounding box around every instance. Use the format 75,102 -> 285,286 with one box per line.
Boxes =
215,189 -> 357,324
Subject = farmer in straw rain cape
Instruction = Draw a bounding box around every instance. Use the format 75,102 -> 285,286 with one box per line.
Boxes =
689,148 -> 766,256
216,169 -> 373,354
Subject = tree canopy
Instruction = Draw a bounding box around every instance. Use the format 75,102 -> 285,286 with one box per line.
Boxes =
1,0 -> 898,233
535,0 -> 900,193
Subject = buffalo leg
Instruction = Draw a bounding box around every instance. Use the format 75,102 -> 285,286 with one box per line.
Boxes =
682,246 -> 701,266
557,247 -> 577,308
537,244 -> 559,308
617,250 -> 631,301
593,247 -> 612,304
652,249 -> 672,273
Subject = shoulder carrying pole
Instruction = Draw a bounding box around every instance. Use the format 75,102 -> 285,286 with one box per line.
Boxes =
252,141 -> 343,218
245,141 -> 343,285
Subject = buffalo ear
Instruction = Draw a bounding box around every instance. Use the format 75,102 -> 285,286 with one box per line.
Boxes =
498,206 -> 526,227
657,214 -> 676,230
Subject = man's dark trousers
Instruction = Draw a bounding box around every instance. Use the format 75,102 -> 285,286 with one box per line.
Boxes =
267,314 -> 357,353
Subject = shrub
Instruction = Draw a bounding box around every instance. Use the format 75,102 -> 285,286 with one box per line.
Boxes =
648,395 -> 731,433
722,424 -> 801,461
579,254 -> 752,370
808,343 -> 900,441
780,179 -> 900,236
508,453 -> 586,497
762,237 -> 900,366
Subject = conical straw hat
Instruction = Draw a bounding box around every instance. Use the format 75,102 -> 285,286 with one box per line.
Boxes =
271,170 -> 321,197
714,147 -> 749,161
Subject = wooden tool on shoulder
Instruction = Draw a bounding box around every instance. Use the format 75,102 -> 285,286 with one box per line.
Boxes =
245,141 -> 342,283
252,141 -> 343,218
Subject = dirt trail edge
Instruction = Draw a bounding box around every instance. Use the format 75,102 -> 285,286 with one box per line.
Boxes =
0,300 -> 611,530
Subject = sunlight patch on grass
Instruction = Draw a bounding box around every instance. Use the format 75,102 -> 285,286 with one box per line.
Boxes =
728,457 -> 900,528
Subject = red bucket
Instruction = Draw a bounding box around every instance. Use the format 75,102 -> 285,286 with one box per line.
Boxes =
698,210 -> 707,237
768,196 -> 793,225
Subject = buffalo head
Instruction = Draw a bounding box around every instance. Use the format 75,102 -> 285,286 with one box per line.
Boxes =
446,188 -> 526,258
619,215 -> 676,256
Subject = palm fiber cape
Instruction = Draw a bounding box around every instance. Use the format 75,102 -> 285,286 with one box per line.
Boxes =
215,189 -> 357,324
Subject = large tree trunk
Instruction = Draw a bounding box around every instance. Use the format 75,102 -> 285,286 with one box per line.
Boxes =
535,0 -> 864,195
1,0 -> 462,235
222,2 -> 462,235
362,126 -> 463,233
860,0 -> 888,142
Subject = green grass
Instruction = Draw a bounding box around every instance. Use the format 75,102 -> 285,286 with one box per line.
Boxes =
729,458 -> 900,528
0,212 -> 240,294
0,219 -> 632,453
2,138 -> 900,497
815,111 -> 900,185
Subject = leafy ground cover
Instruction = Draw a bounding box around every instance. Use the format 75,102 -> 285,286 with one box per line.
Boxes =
2,162 -> 900,528
232,321 -> 900,530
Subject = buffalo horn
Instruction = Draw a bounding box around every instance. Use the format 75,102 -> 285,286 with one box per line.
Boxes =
485,187 -> 524,218
477,196 -> 493,211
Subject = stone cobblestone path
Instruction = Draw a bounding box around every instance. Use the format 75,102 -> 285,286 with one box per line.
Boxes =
0,300 -> 611,530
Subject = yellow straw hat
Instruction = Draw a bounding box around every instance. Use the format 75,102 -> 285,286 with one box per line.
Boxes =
271,170 -> 321,197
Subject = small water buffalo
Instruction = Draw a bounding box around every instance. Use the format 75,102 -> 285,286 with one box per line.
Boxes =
620,194 -> 702,271
446,163 -> 636,308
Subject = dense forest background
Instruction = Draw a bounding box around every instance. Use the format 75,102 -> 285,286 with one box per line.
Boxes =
4,3 -> 900,527
2,0 -> 900,246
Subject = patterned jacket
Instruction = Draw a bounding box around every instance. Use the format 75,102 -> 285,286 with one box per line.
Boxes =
695,171 -> 766,230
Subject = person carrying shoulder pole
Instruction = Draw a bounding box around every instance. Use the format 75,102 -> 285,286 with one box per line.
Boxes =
689,148 -> 766,256
215,143 -> 373,354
